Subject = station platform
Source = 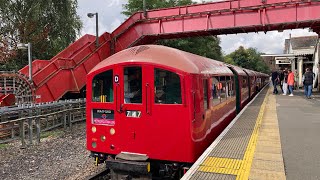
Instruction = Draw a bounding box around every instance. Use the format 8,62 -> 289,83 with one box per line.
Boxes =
182,86 -> 320,180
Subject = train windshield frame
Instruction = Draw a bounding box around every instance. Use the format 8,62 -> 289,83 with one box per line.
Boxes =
91,69 -> 114,103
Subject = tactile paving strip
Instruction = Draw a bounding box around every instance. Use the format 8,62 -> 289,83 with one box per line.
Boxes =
209,99 -> 263,159
189,87 -> 269,180
190,171 -> 236,180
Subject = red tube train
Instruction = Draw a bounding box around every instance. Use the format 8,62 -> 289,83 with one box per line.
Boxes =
86,45 -> 269,178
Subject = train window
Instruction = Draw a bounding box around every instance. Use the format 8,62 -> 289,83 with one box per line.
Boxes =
210,77 -> 221,105
203,79 -> 208,110
219,76 -> 227,102
226,76 -> 235,97
92,70 -> 113,103
242,78 -> 249,97
242,79 -> 247,89
124,67 -> 142,104
154,68 -> 182,104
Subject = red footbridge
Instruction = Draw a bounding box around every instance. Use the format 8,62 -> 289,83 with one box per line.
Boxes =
1,0 -> 320,105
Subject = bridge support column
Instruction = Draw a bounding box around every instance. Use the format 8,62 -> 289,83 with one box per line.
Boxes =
297,57 -> 304,87
316,32 -> 320,92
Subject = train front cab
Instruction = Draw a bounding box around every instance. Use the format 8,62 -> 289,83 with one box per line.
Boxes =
86,62 -> 193,176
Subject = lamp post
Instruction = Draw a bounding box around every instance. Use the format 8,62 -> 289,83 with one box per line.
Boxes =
17,43 -> 32,82
143,0 -> 147,18
87,12 -> 99,47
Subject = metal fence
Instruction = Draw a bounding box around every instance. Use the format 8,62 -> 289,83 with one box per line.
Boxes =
0,99 -> 86,147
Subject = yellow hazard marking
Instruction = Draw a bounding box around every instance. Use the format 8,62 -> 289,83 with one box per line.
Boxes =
95,157 -> 99,166
198,89 -> 270,179
198,157 -> 242,175
249,92 -> 286,180
147,162 -> 150,172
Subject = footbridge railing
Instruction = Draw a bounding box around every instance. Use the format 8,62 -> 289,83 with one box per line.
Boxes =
0,99 -> 86,147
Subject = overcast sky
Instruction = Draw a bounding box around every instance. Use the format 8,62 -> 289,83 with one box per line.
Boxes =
77,0 -> 317,55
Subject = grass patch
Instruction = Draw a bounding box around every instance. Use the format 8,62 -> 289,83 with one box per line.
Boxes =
40,130 -> 64,139
0,143 -> 7,149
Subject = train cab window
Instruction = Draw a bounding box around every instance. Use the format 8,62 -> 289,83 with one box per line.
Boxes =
124,67 -> 142,104
154,68 -> 182,104
92,70 -> 113,103
210,77 -> 221,105
203,79 -> 208,110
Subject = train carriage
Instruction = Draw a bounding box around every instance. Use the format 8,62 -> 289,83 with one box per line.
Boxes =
86,45 -> 268,178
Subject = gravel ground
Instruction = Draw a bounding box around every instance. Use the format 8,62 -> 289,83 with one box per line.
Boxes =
0,123 -> 105,180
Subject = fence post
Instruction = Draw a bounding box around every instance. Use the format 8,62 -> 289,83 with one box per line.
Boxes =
28,109 -> 33,145
69,104 -> 73,131
36,108 -> 41,145
19,119 -> 26,148
63,105 -> 67,131
11,122 -> 15,139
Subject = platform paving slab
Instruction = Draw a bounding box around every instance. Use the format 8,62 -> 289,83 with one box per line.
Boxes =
277,91 -> 320,180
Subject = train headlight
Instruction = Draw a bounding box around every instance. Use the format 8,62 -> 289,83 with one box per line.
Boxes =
100,135 -> 106,142
110,128 -> 115,135
92,126 -> 96,133
92,142 -> 97,148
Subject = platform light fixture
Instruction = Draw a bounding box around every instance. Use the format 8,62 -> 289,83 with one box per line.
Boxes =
17,43 -> 32,82
87,12 -> 99,47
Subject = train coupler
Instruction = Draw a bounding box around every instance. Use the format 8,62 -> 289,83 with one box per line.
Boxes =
90,152 -> 107,166
106,152 -> 150,176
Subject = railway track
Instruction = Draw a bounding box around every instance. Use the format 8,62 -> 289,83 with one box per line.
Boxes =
87,169 -> 155,180
87,169 -> 110,180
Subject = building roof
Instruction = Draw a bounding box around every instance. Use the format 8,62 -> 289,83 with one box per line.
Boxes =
290,36 -> 318,50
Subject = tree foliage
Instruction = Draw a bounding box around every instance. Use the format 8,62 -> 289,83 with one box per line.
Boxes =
122,0 -> 193,17
158,36 -> 223,61
122,0 -> 223,61
224,46 -> 270,74
0,0 -> 82,70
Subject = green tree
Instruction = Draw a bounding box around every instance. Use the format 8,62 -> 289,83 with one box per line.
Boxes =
122,0 -> 193,17
0,0 -> 82,70
122,0 -> 223,60
224,46 -> 270,73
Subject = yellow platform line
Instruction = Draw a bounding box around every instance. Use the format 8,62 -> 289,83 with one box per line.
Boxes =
199,157 -> 242,175
236,89 -> 269,180
249,90 -> 286,179
197,88 -> 270,179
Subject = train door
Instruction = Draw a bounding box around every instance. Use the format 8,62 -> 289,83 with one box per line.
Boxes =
113,65 -> 152,154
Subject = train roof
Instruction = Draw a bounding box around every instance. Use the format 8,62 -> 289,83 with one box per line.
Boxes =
90,45 -> 233,75
243,68 -> 256,76
226,64 -> 247,76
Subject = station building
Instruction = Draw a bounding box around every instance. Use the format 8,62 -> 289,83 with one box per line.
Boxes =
262,35 -> 320,89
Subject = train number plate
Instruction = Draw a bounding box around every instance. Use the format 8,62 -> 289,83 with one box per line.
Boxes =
126,110 -> 141,118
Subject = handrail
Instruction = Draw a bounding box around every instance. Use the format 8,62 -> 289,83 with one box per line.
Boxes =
0,99 -> 86,146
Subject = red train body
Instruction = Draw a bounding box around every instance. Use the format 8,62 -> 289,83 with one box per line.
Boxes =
86,45 -> 268,178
